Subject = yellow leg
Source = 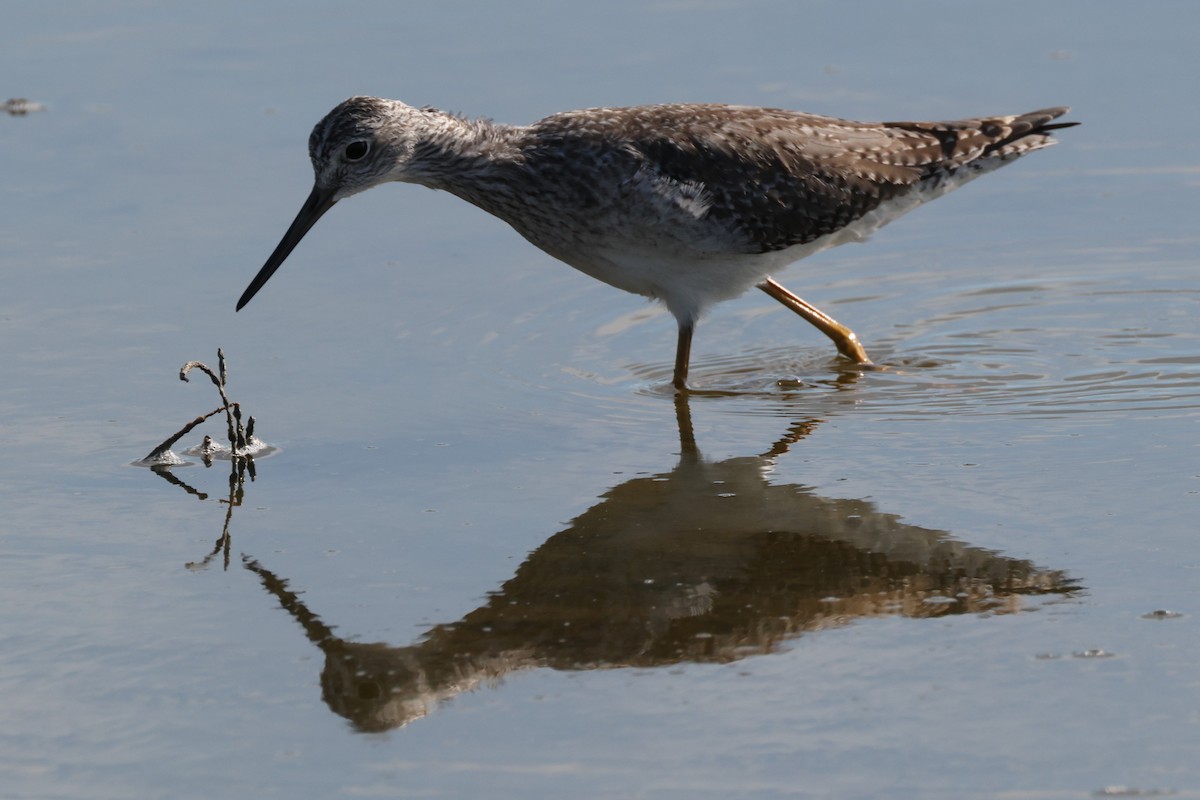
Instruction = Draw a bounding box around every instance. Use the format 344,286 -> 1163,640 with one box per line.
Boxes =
757,278 -> 872,365
672,321 -> 694,391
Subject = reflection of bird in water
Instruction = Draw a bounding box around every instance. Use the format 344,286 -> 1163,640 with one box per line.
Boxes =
242,400 -> 1078,732
236,98 -> 1075,389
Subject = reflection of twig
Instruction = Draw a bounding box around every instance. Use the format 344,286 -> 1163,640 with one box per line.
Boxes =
149,465 -> 210,500
185,528 -> 231,572
185,456 -> 251,572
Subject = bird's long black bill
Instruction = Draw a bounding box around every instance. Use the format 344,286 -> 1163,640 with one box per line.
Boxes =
236,185 -> 337,310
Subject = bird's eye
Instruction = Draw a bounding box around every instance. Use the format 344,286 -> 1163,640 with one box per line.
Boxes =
345,141 -> 370,161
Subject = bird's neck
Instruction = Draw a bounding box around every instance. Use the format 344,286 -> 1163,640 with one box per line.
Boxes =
391,106 -> 548,236
405,109 -> 524,203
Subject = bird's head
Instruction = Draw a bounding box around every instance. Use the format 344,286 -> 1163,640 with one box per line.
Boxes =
307,96 -> 425,201
236,96 -> 428,310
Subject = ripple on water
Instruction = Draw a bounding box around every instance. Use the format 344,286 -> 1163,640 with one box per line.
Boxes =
626,278 -> 1200,419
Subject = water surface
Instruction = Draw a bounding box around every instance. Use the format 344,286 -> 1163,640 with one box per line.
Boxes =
2,2 -> 1199,798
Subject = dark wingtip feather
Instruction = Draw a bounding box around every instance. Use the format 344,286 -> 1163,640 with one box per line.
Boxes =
1022,106 -> 1079,134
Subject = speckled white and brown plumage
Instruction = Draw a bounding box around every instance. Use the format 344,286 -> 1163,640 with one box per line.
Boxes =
238,97 -> 1077,390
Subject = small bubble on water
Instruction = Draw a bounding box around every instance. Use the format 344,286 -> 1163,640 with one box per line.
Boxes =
1141,609 -> 1185,620
1072,648 -> 1115,659
1093,786 -> 1175,797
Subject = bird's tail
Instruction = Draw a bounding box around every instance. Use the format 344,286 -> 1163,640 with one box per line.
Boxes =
981,106 -> 1079,158
885,106 -> 1079,166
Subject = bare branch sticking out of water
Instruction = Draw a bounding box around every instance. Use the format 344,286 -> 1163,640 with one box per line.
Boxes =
142,405 -> 231,464
180,347 -> 239,445
139,348 -> 269,466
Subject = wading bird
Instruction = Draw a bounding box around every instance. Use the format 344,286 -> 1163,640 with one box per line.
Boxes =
237,98 -> 1075,390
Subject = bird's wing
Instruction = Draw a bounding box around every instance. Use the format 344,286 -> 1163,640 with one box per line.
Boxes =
542,104 -> 1072,254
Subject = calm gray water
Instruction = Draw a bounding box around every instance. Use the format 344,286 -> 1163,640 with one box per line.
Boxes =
3,2 -> 1199,798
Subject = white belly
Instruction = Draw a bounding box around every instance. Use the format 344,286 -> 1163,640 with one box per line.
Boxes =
527,156 -> 1007,324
